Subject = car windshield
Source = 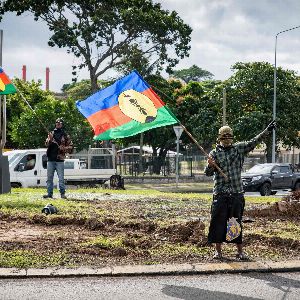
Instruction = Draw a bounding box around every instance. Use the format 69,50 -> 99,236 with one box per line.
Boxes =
4,152 -> 22,165
247,164 -> 274,174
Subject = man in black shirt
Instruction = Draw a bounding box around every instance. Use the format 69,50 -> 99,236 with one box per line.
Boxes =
43,118 -> 73,199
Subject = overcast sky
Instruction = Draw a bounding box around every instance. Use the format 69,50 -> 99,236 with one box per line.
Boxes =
1,0 -> 300,92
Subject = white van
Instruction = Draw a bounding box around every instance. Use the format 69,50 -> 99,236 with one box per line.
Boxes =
4,148 -> 116,188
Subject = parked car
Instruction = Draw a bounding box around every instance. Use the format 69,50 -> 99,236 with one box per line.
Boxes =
4,148 -> 116,188
242,163 -> 300,196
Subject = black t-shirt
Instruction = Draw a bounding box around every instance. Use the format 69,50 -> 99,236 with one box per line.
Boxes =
46,128 -> 65,162
47,142 -> 61,162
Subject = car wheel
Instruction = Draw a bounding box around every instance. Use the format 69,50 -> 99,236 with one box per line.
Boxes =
260,182 -> 271,196
11,183 -> 21,188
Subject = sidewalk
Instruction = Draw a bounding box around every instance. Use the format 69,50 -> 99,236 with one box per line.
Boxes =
1,260 -> 300,279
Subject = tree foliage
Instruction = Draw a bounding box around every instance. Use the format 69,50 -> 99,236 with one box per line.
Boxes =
5,79 -> 93,150
1,0 -> 192,91
224,62 -> 300,161
62,79 -> 94,101
114,45 -> 155,78
173,80 -> 222,152
10,97 -> 93,151
172,65 -> 214,83
6,79 -> 54,148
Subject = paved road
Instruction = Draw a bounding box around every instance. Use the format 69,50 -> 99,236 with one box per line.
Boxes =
245,190 -> 290,197
1,272 -> 299,299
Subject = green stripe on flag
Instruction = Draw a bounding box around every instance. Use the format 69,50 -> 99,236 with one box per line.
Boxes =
94,106 -> 178,140
0,83 -> 17,95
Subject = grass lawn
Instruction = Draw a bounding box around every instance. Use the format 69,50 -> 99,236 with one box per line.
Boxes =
0,187 -> 299,268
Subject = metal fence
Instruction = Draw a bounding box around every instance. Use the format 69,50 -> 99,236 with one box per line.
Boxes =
68,146 -> 114,169
116,154 -> 207,176
116,153 -> 300,176
67,146 -> 300,176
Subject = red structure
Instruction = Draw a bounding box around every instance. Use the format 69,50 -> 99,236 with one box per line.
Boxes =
22,65 -> 26,81
46,67 -> 50,90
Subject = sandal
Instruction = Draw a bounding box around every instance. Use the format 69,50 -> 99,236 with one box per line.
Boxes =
213,251 -> 223,260
236,252 -> 249,261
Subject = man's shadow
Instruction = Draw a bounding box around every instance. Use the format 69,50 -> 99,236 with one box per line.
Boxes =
242,272 -> 300,299
162,284 -> 260,300
162,272 -> 300,300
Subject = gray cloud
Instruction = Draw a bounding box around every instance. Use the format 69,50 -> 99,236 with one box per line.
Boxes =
0,0 -> 300,91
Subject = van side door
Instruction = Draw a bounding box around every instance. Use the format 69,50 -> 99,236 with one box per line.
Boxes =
39,154 -> 48,187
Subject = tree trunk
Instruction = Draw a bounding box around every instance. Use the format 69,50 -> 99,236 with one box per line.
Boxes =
153,156 -> 165,175
90,72 -> 99,93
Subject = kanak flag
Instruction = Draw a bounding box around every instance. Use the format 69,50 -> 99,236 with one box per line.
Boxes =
76,70 -> 178,140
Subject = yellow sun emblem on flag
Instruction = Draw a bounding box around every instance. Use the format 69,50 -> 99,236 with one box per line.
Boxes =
118,89 -> 157,123
0,78 -> 5,92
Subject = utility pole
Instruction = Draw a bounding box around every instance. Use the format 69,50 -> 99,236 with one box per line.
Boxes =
222,88 -> 227,125
0,29 -> 11,193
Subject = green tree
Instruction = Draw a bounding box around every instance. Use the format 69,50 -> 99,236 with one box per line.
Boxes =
10,98 -> 93,151
5,79 -> 54,148
1,0 -> 192,92
172,65 -> 214,83
63,79 -> 93,101
173,80 -> 222,152
114,45 -> 155,78
224,62 -> 300,162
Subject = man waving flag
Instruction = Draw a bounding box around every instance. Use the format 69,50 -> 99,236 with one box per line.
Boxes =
76,70 -> 178,140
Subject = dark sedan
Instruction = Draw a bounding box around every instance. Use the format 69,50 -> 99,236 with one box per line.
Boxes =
242,163 -> 300,196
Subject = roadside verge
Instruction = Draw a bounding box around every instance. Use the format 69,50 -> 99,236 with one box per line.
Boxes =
1,260 -> 300,279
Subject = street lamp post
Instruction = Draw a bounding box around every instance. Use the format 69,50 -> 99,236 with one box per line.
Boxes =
272,25 -> 300,163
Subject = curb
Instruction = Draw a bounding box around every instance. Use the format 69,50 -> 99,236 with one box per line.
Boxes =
0,260 -> 300,279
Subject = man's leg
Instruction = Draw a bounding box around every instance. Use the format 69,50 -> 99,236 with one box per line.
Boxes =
214,243 -> 222,258
232,194 -> 248,260
208,195 -> 228,259
45,161 -> 55,198
56,162 -> 66,198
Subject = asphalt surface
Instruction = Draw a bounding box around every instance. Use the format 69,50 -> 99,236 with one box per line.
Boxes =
1,271 -> 299,299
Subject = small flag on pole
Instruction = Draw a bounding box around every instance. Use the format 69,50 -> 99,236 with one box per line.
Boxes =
76,70 -> 178,140
0,68 -> 17,95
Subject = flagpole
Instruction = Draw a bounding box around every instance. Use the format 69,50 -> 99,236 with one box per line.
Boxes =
179,123 -> 228,181
0,29 -> 11,194
0,29 -> 3,149
151,84 -> 228,180
0,29 -> 3,150
12,81 -> 49,134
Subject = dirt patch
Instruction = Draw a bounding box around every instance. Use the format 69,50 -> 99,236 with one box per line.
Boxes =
158,220 -> 206,244
246,192 -> 300,219
0,223 -> 46,242
0,192 -> 300,267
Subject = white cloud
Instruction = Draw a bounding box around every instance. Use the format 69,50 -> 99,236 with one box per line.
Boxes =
0,1 -> 300,91
4,45 -> 78,91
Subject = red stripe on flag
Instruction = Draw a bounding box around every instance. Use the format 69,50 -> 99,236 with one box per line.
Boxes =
87,105 -> 132,136
0,72 -> 11,85
141,88 -> 165,108
87,87 -> 166,136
